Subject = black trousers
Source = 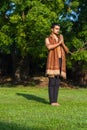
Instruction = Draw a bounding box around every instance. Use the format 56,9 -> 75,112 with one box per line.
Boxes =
48,76 -> 60,103
48,58 -> 62,104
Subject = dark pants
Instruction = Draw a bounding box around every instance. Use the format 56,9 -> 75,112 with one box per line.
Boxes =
48,58 -> 62,104
48,76 -> 60,103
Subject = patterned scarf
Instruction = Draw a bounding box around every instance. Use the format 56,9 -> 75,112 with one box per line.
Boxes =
46,34 -> 68,79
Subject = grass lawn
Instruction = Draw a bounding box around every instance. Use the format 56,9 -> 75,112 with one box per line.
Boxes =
0,85 -> 87,130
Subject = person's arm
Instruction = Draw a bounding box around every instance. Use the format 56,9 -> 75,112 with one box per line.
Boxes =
45,38 -> 62,50
60,34 -> 69,53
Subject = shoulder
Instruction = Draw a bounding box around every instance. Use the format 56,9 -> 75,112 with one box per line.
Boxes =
45,37 -> 49,42
45,35 -> 50,42
45,34 -> 52,44
45,37 -> 50,44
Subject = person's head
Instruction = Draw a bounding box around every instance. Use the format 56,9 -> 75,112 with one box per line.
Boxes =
51,23 -> 60,35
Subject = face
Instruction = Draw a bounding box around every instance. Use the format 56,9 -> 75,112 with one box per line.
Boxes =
52,25 -> 60,35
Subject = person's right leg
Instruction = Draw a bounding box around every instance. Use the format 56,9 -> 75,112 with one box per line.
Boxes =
48,76 -> 60,106
48,77 -> 55,104
53,76 -> 60,103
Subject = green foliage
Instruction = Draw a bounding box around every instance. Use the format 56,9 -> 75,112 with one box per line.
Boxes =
0,31 -> 12,53
71,50 -> 87,61
9,14 -> 22,23
71,37 -> 83,49
61,0 -> 87,72
0,0 -> 87,76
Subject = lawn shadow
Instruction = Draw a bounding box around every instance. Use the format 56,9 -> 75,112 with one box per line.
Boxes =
16,93 -> 49,104
0,121 -> 45,130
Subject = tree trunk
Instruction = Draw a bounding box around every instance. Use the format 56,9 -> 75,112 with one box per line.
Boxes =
11,52 -> 21,82
11,53 -> 29,83
79,71 -> 87,86
20,56 -> 29,80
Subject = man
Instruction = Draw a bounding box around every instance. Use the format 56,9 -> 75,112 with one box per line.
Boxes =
45,23 -> 69,106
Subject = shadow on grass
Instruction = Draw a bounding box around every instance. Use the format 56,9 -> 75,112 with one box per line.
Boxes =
0,121 -> 44,130
16,93 -> 49,104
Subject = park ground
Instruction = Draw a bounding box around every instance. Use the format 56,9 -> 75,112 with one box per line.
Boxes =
0,84 -> 87,130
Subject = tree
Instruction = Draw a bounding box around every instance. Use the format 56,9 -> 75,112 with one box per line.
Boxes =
0,0 -> 87,86
0,0 -> 60,82
60,0 -> 87,86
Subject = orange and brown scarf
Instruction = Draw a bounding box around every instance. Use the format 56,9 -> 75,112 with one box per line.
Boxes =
46,34 -> 69,79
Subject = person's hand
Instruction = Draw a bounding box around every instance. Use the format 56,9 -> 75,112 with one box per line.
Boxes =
59,35 -> 64,44
58,40 -> 62,46
58,39 -> 63,45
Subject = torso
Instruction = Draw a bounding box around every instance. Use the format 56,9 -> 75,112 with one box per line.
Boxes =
51,34 -> 62,58
57,46 -> 62,58
48,34 -> 62,58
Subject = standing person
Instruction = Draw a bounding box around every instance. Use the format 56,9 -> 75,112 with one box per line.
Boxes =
45,23 -> 69,106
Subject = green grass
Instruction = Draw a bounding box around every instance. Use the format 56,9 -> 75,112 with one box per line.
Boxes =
0,85 -> 87,130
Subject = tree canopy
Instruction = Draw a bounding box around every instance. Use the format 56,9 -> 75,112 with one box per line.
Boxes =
0,0 -> 87,85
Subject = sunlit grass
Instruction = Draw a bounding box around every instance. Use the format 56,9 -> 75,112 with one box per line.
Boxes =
0,86 -> 87,130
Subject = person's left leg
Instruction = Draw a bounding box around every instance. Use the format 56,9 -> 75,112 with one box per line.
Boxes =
51,58 -> 62,106
53,76 -> 60,104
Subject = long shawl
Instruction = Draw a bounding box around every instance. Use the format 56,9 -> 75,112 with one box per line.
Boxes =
46,34 -> 68,79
